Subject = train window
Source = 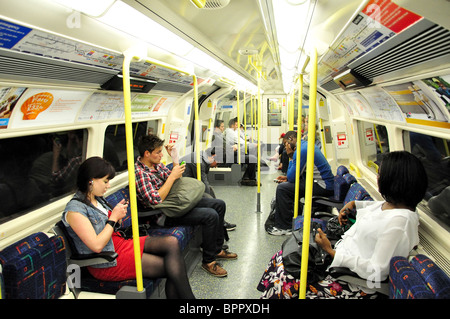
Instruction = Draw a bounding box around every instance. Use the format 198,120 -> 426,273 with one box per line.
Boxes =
357,121 -> 390,173
103,120 -> 157,172
0,129 -> 87,224
404,131 -> 450,230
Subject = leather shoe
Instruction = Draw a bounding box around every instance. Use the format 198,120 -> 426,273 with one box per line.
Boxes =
216,249 -> 238,260
202,261 -> 227,277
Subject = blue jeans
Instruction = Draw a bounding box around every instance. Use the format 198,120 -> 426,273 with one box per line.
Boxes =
164,196 -> 226,264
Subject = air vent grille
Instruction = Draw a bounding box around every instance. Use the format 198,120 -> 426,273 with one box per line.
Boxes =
418,231 -> 450,276
0,53 -> 115,85
353,25 -> 450,79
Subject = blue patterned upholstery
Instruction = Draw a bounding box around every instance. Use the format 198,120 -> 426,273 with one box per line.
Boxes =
333,176 -> 347,201
343,173 -> 357,185
0,232 -> 66,299
410,255 -> 450,299
389,255 -> 450,299
336,165 -> 349,176
343,182 -> 373,205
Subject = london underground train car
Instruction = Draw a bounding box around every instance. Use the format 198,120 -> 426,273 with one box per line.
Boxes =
0,0 -> 449,302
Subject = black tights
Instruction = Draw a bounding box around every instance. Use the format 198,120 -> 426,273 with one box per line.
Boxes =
142,236 -> 195,299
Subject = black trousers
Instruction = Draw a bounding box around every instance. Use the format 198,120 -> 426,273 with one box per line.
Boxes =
274,181 -> 333,230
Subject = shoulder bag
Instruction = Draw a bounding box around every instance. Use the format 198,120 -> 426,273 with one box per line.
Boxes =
282,221 -> 332,283
151,173 -> 205,218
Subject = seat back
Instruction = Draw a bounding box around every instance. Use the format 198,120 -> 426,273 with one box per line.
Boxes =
390,254 -> 450,299
333,173 -> 357,201
336,165 -> 349,176
343,182 -> 373,205
410,254 -> 450,299
0,232 -> 66,299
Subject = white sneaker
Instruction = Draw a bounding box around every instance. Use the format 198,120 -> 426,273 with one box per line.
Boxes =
267,226 -> 292,236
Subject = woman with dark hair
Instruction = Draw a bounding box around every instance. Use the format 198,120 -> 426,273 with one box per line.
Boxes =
62,156 -> 195,299
258,151 -> 428,299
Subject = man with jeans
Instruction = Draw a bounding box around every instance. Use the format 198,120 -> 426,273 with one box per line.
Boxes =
268,131 -> 334,235
135,134 -> 237,277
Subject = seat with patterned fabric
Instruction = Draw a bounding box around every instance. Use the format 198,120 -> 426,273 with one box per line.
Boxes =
389,254 -> 450,299
0,232 -> 66,299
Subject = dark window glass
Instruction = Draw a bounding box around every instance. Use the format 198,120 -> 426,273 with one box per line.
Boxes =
103,121 -> 157,172
0,129 -> 86,224
404,131 -> 450,230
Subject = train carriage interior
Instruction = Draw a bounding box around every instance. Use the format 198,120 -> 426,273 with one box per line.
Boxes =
0,0 -> 449,301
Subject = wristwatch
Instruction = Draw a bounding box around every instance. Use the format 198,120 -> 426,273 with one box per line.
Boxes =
106,219 -> 118,229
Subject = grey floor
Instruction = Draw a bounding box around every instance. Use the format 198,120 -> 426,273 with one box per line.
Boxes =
189,160 -> 287,299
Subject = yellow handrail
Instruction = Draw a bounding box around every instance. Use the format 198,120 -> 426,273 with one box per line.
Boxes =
349,163 -> 361,178
237,89 -> 241,164
373,124 -> 383,153
122,51 -> 201,293
299,48 -> 318,299
293,74 -> 303,220
122,52 -> 144,292
243,91 -> 248,154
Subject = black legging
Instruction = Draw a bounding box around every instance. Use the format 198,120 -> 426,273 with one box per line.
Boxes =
142,236 -> 195,299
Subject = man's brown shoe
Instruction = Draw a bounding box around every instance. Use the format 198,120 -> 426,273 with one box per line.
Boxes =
202,261 -> 227,277
216,249 -> 238,260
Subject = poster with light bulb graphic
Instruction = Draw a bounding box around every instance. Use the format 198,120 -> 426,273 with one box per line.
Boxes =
9,89 -> 92,128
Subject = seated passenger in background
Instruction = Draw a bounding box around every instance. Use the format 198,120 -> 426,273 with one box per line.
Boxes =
135,134 -> 237,278
222,117 -> 258,186
258,151 -> 428,299
268,130 -> 334,235
62,157 -> 195,299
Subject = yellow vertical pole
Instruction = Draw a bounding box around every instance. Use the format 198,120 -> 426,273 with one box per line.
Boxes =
122,53 -> 144,293
299,48 -> 318,299
193,75 -> 201,181
243,92 -> 248,153
237,89 -> 241,164
256,69 -> 262,211
373,124 -> 383,154
250,95 -> 254,142
293,75 -> 303,220
289,92 -> 295,131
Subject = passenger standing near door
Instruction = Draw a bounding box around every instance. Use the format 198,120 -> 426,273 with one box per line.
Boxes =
135,134 -> 237,277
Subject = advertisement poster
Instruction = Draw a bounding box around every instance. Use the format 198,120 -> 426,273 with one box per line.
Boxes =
9,89 -> 91,128
0,87 -> 27,128
340,92 -> 374,118
131,94 -> 162,118
421,75 -> 450,113
359,86 -> 405,122
78,92 -> 129,121
318,0 -> 422,82
383,81 -> 449,122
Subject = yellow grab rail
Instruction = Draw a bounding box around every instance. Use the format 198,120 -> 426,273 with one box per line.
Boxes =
349,163 -> 361,178
373,124 -> 383,154
299,48 -> 318,299
237,89 -> 241,164
122,52 -> 145,292
122,51 -> 201,293
249,55 -> 262,210
293,75 -> 303,220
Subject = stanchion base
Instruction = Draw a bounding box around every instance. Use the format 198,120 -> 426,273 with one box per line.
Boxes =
116,286 -> 147,299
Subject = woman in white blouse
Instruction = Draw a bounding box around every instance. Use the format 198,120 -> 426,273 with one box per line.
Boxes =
258,151 -> 428,299
315,151 -> 427,281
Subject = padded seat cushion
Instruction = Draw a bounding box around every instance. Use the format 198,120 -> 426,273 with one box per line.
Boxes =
0,232 -> 66,299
